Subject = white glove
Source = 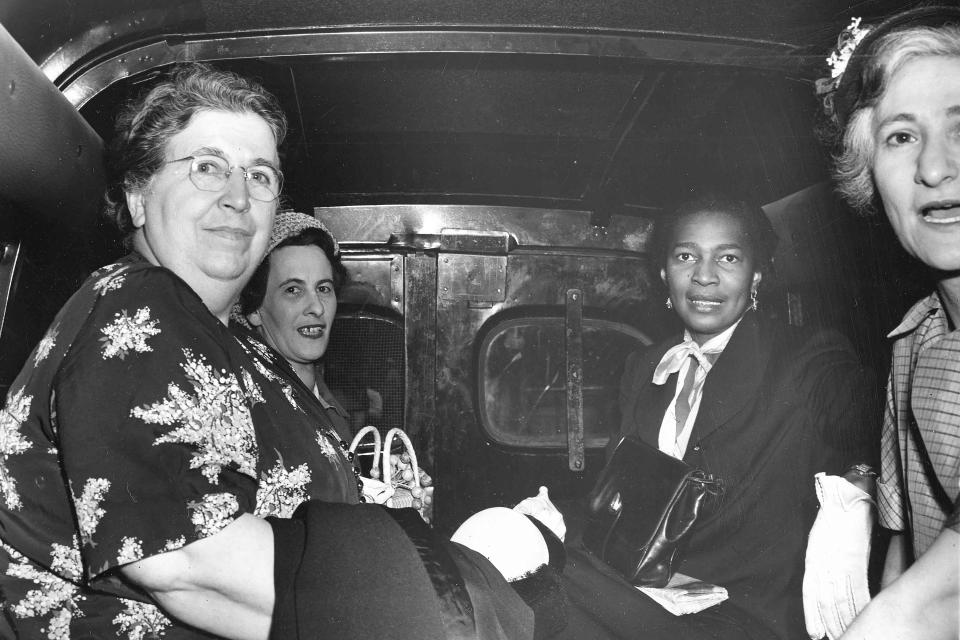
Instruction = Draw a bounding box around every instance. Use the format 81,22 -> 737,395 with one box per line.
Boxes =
359,475 -> 395,505
451,507 -> 549,581
513,486 -> 566,542
803,473 -> 874,640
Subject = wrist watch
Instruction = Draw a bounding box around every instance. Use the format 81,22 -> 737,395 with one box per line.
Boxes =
846,463 -> 877,478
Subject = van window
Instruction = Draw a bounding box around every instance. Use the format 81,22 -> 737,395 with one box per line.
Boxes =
478,316 -> 650,448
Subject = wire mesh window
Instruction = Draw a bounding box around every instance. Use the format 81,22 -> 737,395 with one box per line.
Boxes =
323,312 -> 405,434
477,316 -> 650,448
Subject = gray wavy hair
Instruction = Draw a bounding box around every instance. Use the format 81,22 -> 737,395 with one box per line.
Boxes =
103,63 -> 287,236
832,26 -> 960,214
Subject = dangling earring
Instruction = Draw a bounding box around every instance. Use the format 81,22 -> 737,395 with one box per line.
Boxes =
666,297 -> 673,310
750,289 -> 758,311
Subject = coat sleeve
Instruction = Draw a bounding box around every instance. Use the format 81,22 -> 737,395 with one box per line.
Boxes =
613,349 -> 644,459
269,501 -> 537,640
793,328 -> 881,473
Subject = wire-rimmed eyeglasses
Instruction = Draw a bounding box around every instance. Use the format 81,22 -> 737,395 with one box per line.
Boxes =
166,155 -> 283,202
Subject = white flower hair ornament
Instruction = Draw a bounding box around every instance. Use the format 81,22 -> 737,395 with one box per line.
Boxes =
816,6 -> 960,129
815,17 -> 871,100
814,16 -> 872,126
826,18 -> 871,83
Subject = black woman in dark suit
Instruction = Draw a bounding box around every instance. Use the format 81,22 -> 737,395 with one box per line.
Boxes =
559,193 -> 879,640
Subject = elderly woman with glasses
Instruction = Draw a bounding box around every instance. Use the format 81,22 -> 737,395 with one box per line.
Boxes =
0,62 -> 310,640
0,64 -> 557,640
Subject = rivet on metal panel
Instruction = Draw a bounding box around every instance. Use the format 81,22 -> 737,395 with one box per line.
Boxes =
443,257 -> 449,263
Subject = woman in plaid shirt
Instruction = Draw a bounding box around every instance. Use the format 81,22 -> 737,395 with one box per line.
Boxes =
811,6 -> 960,640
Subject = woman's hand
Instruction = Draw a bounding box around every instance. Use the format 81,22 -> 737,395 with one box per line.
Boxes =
513,486 -> 566,542
838,528 -> 958,640
803,473 -> 874,640
359,475 -> 395,504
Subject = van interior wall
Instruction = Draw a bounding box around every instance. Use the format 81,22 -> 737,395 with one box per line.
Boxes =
0,200 -> 109,395
765,182 -> 934,385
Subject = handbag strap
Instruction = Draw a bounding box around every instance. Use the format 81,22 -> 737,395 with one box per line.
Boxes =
349,425 -> 383,472
383,427 -> 422,491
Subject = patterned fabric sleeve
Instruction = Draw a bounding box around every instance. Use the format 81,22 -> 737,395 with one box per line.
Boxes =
877,367 -> 906,533
54,266 -> 261,587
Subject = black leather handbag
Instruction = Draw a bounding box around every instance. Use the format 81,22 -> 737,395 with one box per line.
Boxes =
582,436 -> 722,587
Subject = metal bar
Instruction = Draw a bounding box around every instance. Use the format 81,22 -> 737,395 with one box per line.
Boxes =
439,228 -> 512,255
0,243 -> 22,340
61,28 -> 799,107
390,255 -> 404,314
315,204 -> 655,254
403,252 -> 438,518
584,71 -> 664,227
565,288 -> 585,472
404,253 -> 437,434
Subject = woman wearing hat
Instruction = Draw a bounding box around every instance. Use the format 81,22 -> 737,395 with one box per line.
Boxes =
234,210 -> 354,442
230,209 -> 569,639
807,5 -> 960,639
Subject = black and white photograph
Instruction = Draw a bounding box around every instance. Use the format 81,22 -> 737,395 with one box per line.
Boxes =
0,1 -> 956,638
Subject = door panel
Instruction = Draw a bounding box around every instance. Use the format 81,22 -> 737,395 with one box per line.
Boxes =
319,207 -> 664,532
434,250 -> 655,531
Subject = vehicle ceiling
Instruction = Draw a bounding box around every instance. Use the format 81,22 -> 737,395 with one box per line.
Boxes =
0,0 -> 912,251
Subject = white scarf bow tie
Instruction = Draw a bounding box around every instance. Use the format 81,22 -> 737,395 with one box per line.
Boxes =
652,341 -> 720,385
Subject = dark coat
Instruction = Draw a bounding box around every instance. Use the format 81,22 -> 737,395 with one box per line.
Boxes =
269,501 -> 548,640
615,312 -> 878,639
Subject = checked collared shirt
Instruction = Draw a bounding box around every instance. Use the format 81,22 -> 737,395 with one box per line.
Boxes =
878,291 -> 960,557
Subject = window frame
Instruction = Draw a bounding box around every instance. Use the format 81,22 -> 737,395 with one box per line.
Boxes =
475,311 -> 652,450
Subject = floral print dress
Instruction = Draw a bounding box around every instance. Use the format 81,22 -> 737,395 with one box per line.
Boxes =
0,254 -> 359,639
